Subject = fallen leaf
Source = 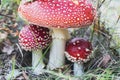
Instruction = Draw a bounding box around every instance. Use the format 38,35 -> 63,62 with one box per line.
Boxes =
2,41 -> 14,55
97,54 -> 111,67
0,32 -> 8,43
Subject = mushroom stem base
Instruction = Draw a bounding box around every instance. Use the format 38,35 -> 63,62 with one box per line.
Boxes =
47,38 -> 66,70
32,50 -> 45,75
74,62 -> 84,76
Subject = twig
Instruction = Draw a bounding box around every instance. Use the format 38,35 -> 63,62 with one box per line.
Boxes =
116,15 -> 120,24
0,13 -> 13,18
22,71 -> 29,80
98,0 -> 106,9
16,43 -> 23,58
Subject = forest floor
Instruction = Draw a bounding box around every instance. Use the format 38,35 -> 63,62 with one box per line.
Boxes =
0,0 -> 120,80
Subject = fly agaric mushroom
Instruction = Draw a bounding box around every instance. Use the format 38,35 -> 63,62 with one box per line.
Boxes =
19,24 -> 52,75
65,37 -> 92,76
18,0 -> 95,70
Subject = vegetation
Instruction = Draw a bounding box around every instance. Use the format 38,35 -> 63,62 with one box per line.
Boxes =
0,0 -> 120,80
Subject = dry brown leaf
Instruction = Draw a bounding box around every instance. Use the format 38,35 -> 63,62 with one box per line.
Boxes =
0,32 -> 8,42
22,71 -> 29,80
97,54 -> 111,67
2,40 -> 14,55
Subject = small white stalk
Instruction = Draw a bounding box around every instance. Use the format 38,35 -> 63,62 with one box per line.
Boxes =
32,49 -> 45,75
74,62 -> 84,76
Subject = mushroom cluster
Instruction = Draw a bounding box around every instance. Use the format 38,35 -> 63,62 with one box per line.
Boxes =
65,37 -> 92,76
19,24 -> 52,75
18,0 -> 95,70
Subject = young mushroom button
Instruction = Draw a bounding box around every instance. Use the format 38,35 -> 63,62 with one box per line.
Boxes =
65,37 -> 92,76
19,24 -> 52,75
18,0 -> 95,70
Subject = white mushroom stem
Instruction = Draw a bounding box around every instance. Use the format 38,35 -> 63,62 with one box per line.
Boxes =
74,62 -> 84,76
32,49 -> 45,75
47,28 -> 70,70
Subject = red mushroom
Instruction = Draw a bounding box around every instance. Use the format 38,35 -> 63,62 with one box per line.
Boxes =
65,37 -> 92,76
19,24 -> 52,75
18,0 -> 95,70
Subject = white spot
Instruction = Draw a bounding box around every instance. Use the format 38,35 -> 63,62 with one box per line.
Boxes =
38,38 -> 41,41
80,3 -> 84,6
25,39 -> 27,42
78,47 -> 81,50
76,40 -> 79,43
86,48 -> 90,52
77,53 -> 80,56
68,14 -> 70,17
73,42 -> 76,45
77,18 -> 80,20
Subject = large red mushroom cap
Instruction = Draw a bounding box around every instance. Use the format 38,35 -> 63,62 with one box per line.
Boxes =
19,24 -> 52,51
65,37 -> 92,63
18,0 -> 95,28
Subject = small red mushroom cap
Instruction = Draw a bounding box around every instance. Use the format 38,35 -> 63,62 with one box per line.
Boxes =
18,0 -> 95,28
19,24 -> 52,51
65,37 -> 92,63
